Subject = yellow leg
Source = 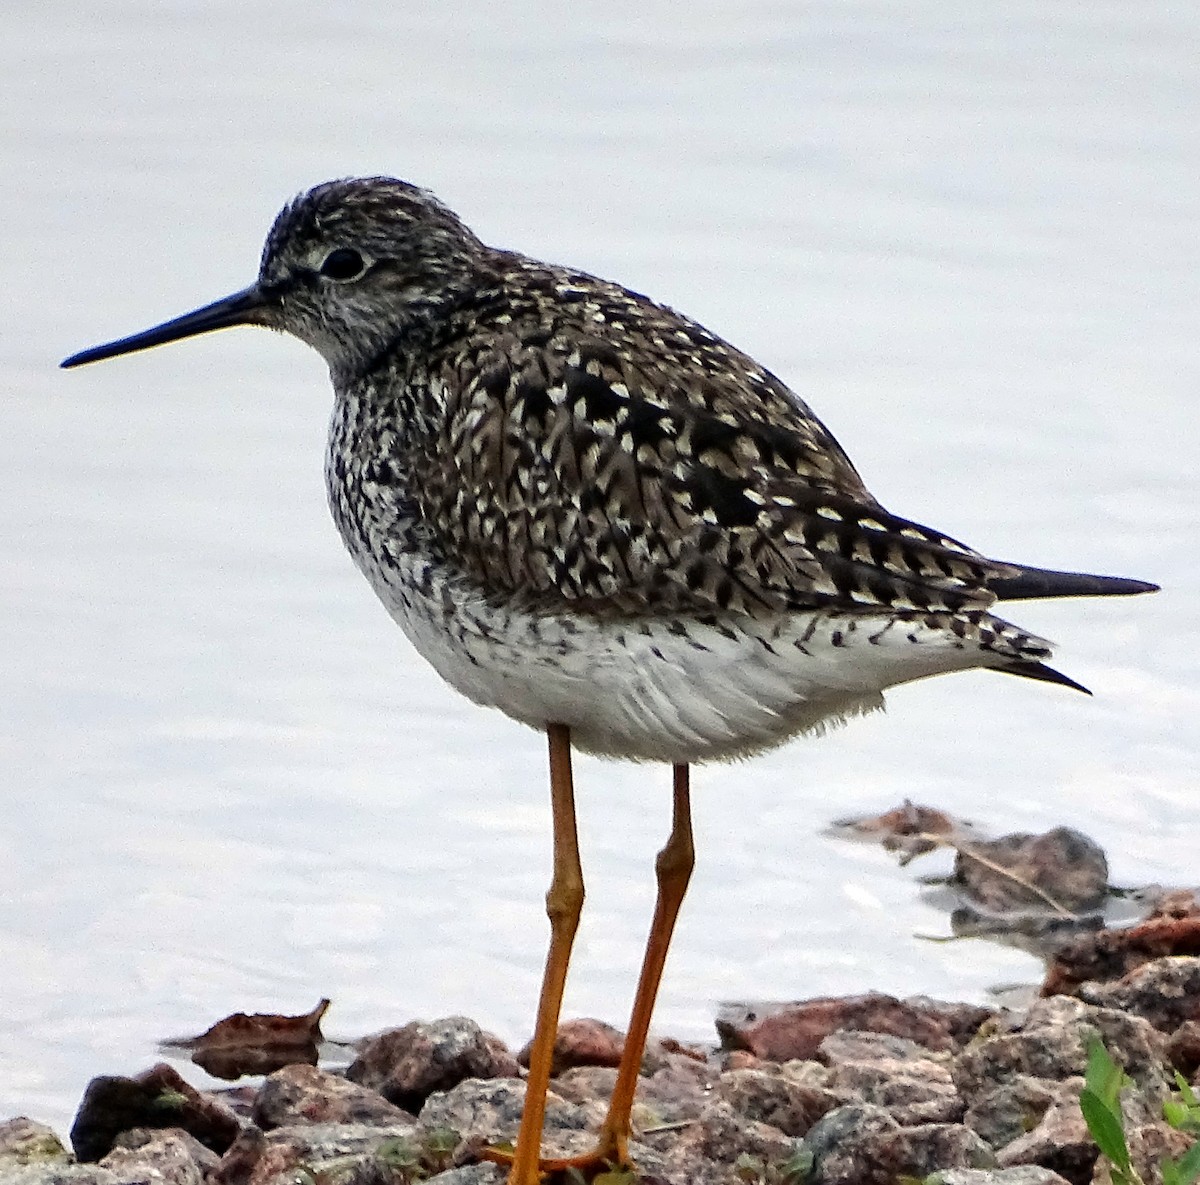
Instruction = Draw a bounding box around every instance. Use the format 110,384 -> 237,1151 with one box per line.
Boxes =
486,759 -> 695,1183
499,723 -> 585,1185
594,762 -> 694,1163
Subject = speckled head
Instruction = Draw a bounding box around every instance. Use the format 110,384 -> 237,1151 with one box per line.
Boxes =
61,177 -> 490,381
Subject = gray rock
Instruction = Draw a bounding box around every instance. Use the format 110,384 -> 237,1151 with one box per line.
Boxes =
1168,1018 -> 1200,1077
545,1065 -> 617,1108
98,1130 -> 209,1185
819,1030 -> 939,1064
806,1104 -> 1002,1183
903,1123 -> 996,1174
423,1167 -> 506,1184
714,1067 -> 845,1137
253,1064 -> 414,1129
994,1101 -> 1096,1184
660,1098 -> 798,1185
0,1129 -> 215,1185
926,1169 -> 1073,1184
1121,1119 -> 1198,1184
804,1102 -> 907,1185
778,1059 -> 835,1088
230,1121 -> 422,1185
0,1167 -> 125,1185
953,997 -> 1167,1100
1080,956 -> 1200,1033
963,1075 -> 1081,1150
416,1078 -> 594,1163
632,1053 -> 719,1127
346,1018 -> 520,1114
0,1119 -> 70,1168
821,1030 -> 963,1125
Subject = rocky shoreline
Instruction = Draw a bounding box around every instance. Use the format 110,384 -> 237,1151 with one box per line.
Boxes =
3,955 -> 1198,1185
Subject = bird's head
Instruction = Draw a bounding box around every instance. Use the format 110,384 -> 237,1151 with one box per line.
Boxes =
62,177 -> 489,382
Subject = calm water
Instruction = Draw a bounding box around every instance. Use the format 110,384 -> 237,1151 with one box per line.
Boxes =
3,1 -> 1197,1136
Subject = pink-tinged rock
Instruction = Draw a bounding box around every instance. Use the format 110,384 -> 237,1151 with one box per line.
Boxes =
1043,925 -> 1200,996
515,1018 -> 625,1075
722,1049 -> 761,1071
717,992 -> 992,1061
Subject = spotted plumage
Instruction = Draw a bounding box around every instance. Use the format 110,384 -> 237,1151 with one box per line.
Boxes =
63,175 -> 1156,761
62,175 -> 1159,1185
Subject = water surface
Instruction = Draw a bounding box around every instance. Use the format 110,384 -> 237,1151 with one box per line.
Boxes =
2,0 -> 1196,1135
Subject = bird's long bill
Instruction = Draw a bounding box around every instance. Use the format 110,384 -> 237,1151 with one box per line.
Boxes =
61,285 -> 268,369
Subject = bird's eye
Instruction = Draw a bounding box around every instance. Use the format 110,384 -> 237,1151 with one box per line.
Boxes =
318,247 -> 368,281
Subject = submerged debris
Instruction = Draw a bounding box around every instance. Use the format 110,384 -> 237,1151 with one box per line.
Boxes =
833,802 -> 1200,984
950,828 -> 1108,919
165,998 -> 330,1080
830,799 -> 978,864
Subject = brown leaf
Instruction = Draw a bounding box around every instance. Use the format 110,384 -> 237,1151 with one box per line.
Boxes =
167,998 -> 330,1081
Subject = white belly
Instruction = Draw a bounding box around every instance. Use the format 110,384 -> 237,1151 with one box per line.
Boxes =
368,555 -> 1009,763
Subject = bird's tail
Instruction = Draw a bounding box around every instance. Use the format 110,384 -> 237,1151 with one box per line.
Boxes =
983,564 -> 1157,694
988,564 -> 1158,602
998,659 -> 1092,695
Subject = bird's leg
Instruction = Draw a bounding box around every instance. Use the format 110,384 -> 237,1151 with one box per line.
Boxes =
592,762 -> 694,1163
495,722 -> 585,1185
522,763 -> 695,1178
486,760 -> 694,1183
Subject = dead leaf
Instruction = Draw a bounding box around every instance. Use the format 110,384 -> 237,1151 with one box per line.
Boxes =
164,998 -> 330,1080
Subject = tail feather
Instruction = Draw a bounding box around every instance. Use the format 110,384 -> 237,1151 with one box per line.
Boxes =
997,660 -> 1092,696
989,564 -> 1158,602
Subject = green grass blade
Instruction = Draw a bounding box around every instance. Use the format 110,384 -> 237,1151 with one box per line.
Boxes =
1166,1138 -> 1200,1185
1081,1086 -> 1132,1172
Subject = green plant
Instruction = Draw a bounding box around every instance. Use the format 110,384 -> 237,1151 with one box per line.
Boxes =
1165,1073 -> 1200,1137
563,1166 -> 638,1184
1080,1036 -> 1139,1184
1079,1036 -> 1200,1185
730,1142 -> 812,1184
375,1127 -> 463,1183
1162,1072 -> 1200,1185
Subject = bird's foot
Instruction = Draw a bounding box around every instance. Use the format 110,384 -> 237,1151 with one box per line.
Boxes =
480,1131 -> 634,1183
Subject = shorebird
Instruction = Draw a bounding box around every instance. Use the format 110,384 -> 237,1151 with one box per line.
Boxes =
63,177 -> 1156,1183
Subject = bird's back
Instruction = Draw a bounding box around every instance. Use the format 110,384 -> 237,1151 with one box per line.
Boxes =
363,250 -> 1022,629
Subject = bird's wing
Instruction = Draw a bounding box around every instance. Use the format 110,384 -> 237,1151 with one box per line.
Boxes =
421,276 -> 1014,618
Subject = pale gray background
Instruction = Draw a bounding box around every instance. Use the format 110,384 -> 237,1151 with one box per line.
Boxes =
3,1 -> 1196,1134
